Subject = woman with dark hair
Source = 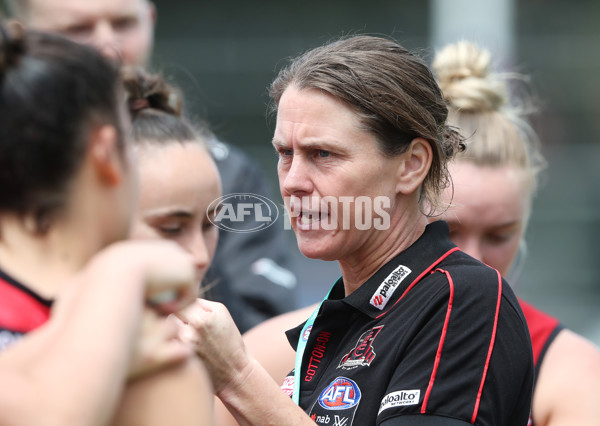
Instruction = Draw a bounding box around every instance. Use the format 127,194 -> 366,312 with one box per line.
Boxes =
183,35 -> 534,426
123,67 -> 222,312
0,22 -> 212,425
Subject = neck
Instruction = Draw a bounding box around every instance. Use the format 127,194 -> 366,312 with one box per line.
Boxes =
0,213 -> 104,299
337,203 -> 427,296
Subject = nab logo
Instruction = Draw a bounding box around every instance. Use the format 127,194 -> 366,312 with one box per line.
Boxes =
208,193 -> 280,233
318,377 -> 361,410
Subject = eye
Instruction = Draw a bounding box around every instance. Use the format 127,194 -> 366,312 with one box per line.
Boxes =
158,224 -> 184,236
113,16 -> 138,31
485,233 -> 512,245
62,24 -> 93,39
318,150 -> 331,158
202,219 -> 216,232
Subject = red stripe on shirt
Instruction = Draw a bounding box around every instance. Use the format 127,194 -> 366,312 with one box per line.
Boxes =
376,247 -> 460,320
421,268 -> 454,414
471,269 -> 502,424
519,299 -> 560,366
0,277 -> 50,332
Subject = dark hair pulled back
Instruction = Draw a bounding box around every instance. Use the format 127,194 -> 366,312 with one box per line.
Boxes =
122,67 -> 209,146
0,21 -> 123,233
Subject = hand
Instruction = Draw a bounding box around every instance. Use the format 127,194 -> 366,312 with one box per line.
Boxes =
175,299 -> 250,394
53,240 -> 200,379
128,310 -> 195,380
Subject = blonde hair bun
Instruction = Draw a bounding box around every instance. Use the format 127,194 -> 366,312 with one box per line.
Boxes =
433,41 -> 506,112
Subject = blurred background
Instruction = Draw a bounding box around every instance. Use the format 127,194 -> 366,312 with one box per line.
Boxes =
4,0 -> 595,341
149,0 -> 600,344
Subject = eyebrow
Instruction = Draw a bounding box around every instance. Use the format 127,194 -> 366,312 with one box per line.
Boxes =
447,218 -> 521,230
271,138 -> 342,152
271,138 -> 287,149
143,209 -> 193,219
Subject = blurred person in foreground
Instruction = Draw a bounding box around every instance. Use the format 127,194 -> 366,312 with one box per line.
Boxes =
4,0 -> 298,332
0,21 -> 212,425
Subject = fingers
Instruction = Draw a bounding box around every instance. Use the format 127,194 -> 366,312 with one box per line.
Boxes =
129,310 -> 194,380
90,240 -> 199,315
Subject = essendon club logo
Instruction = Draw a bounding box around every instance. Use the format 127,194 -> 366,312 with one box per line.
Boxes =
337,326 -> 383,370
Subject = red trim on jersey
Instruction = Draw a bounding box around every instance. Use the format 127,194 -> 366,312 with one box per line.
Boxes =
421,268 -> 455,414
376,247 -> 460,320
471,269 -> 502,424
519,299 -> 560,366
0,277 -> 50,332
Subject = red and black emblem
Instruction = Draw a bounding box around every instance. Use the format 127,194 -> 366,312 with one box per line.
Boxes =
337,326 -> 383,370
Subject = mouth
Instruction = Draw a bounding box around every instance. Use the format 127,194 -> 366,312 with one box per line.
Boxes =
296,210 -> 327,230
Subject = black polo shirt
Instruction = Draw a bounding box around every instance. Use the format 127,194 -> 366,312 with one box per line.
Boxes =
285,221 -> 533,426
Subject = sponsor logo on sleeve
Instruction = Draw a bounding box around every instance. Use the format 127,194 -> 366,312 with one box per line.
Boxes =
338,326 -> 383,370
370,265 -> 411,310
318,377 -> 361,410
378,389 -> 420,414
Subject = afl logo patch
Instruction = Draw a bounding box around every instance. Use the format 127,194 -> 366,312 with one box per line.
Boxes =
318,377 -> 361,410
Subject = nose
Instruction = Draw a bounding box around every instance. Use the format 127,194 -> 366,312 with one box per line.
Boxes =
186,232 -> 211,280
460,238 -> 484,264
281,156 -> 313,196
91,21 -> 122,61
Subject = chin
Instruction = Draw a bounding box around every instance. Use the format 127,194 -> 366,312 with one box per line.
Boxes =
297,241 -> 339,261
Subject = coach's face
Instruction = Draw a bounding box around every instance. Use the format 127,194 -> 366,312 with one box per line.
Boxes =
26,0 -> 156,66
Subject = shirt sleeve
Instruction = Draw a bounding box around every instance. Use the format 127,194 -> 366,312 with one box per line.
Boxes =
376,267 -> 533,426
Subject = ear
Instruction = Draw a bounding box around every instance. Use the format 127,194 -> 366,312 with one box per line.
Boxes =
395,137 -> 433,195
89,125 -> 123,187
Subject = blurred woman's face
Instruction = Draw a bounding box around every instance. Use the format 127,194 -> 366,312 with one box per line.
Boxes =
273,87 -> 405,263
130,142 -> 221,283
438,162 -> 531,277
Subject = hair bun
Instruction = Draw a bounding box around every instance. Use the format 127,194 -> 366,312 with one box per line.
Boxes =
433,40 -> 506,112
121,67 -> 183,117
0,20 -> 26,77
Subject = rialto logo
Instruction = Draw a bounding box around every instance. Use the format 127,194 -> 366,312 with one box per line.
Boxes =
338,326 -> 383,370
208,193 -> 280,233
370,265 -> 411,310
378,389 -> 420,414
